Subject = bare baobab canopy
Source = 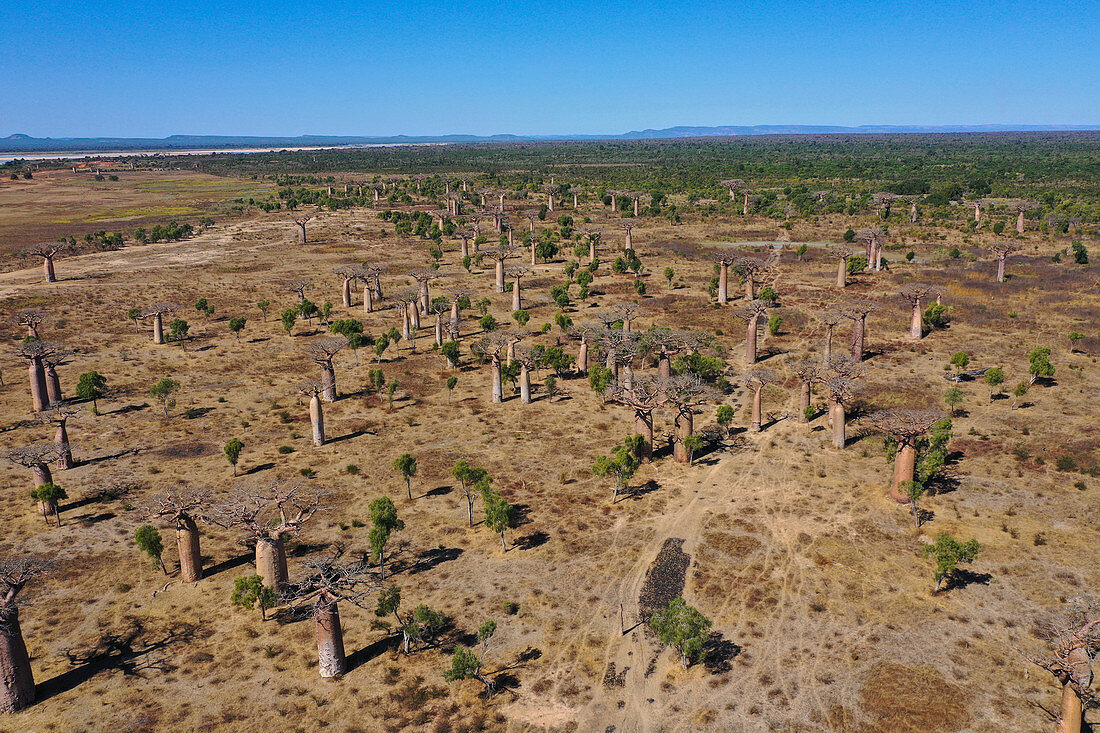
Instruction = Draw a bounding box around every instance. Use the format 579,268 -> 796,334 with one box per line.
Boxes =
143,484 -> 214,522
473,330 -> 516,358
865,408 -> 943,439
828,244 -> 855,260
664,373 -> 718,407
283,557 -> 379,610
607,374 -> 667,409
744,367 -> 779,388
0,557 -> 55,603
304,337 -> 349,363
504,264 -> 530,279
407,268 -> 440,284
6,443 -> 63,467
900,283 -> 941,303
839,299 -> 877,319
1027,596 -> 1100,697
640,328 -> 708,355
297,377 -> 327,397
282,278 -> 312,294
736,299 -> 771,320
139,302 -> 180,318
208,480 -> 329,538
14,309 -> 49,329
24,241 -> 71,258
988,241 -> 1019,255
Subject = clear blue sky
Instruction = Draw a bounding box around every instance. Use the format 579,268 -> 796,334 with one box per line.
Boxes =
3,0 -> 1097,137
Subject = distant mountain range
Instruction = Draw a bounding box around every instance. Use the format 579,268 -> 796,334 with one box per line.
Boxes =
3,125 -> 1099,154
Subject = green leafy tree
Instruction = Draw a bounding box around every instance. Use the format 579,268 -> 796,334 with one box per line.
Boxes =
135,524 -> 165,572
593,440 -> 641,502
483,489 -> 516,551
127,307 -> 142,330
257,299 -> 271,321
944,387 -> 964,416
512,309 -> 530,327
441,341 -> 461,371
983,367 -> 1005,401
446,375 -> 458,403
479,314 -> 497,332
1028,347 -> 1055,384
649,597 -> 712,669
452,460 -> 489,527
589,365 -> 614,396
716,405 -> 735,434
374,334 -> 391,362
950,351 -> 970,375
901,480 -> 926,528
1067,331 -> 1084,353
683,433 -> 705,465
30,482 -> 67,526
281,308 -> 298,336
369,496 -> 404,580
231,575 -> 277,620
224,438 -> 244,476
393,453 -> 417,499
767,315 -> 782,336
795,243 -> 808,260
544,375 -> 558,401
923,534 -> 981,593
663,267 -> 675,289
228,316 -> 247,341
375,586 -> 446,654
387,380 -> 399,410
923,302 -> 949,330
76,370 -> 108,413
168,318 -> 190,350
149,377 -> 179,417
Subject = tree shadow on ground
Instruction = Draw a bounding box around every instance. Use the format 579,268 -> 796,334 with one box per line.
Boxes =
423,485 -> 452,498
327,428 -> 373,444
703,632 -> 742,674
626,480 -> 660,501
346,634 -> 400,672
406,546 -> 463,575
244,462 -> 275,475
204,552 -> 252,577
515,531 -> 549,550
944,568 -> 993,592
112,403 -> 149,416
72,512 -> 115,526
37,619 -> 195,702
79,448 -> 140,467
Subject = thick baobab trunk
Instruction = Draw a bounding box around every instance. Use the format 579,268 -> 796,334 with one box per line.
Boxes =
255,536 -> 288,591
419,286 -> 429,316
621,364 -> 634,390
321,362 -> 337,402
1016,209 -> 1025,234
315,600 -> 347,678
799,381 -> 811,422
909,301 -> 923,340
1056,682 -> 1083,733
341,279 -> 352,308
909,202 -> 918,223
743,192 -> 749,216
434,315 -> 443,347
851,317 -> 866,361
44,257 -> 57,283
573,193 -> 578,208
746,315 -> 759,365
512,279 -> 522,312
460,237 -> 469,258
829,398 -> 846,449
0,606 -> 36,714
996,256 -> 1006,283
658,354 -> 671,380
577,339 -> 588,373
409,301 -> 421,330
373,275 -> 383,301
633,198 -> 640,217
153,312 -> 165,345
495,261 -> 505,293
363,285 -> 374,313
837,259 -> 847,288
750,387 -> 763,432
28,357 -> 48,412
745,277 -> 755,300
401,309 -> 412,341
890,442 -> 918,503
673,410 -> 693,464
634,411 -> 653,463
176,516 -> 203,581
55,422 -> 74,469
823,326 -> 834,364
610,193 -> 617,211
973,202 -> 981,221
625,229 -> 633,250
547,192 -> 554,212
530,242 -> 537,266
310,394 -> 325,446
297,223 -> 307,244
32,463 -> 52,489
44,363 -> 61,404
519,364 -> 531,404
491,359 -> 503,404
589,240 -> 596,264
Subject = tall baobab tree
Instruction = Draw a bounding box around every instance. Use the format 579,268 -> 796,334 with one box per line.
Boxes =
409,269 -> 439,316
629,192 -> 644,217
448,288 -> 471,339
429,298 -> 449,347
145,486 -> 212,582
866,409 -> 942,503
608,375 -> 667,462
41,343 -> 71,405
41,402 -> 77,470
334,266 -> 362,308
988,242 -> 1018,283
856,227 -> 885,271
139,303 -> 178,345
608,189 -> 620,212
905,195 -> 920,223
714,253 -> 739,304
513,346 -> 539,404
24,242 -> 70,283
6,445 -> 60,493
304,337 -> 348,402
829,245 -> 854,289
544,182 -> 558,212
1011,201 -> 1037,234
473,332 -> 514,403
392,288 -> 420,346
791,360 -> 818,423
569,325 -> 600,374
1027,598 -> 1100,733
0,557 -> 53,713
284,558 -> 378,678
503,328 -> 525,364
741,187 -> 752,216
298,378 -> 327,446
840,301 -> 877,362
485,243 -> 518,293
211,482 -> 326,591
15,341 -> 53,411
737,257 -> 766,300
900,284 -> 939,340
816,355 -> 863,449
721,179 -> 744,205
281,278 -> 312,304
600,329 -> 640,385
619,221 -> 636,252
456,228 -> 474,259
737,300 -> 771,365
644,329 -> 707,380
607,303 -> 640,334
744,368 -> 778,432
571,186 -> 580,208
13,310 -> 47,340
505,265 -> 529,312
665,374 -> 717,463
872,192 -> 897,220
360,263 -> 383,312
819,311 -> 843,364
293,215 -> 314,244
583,228 -> 602,265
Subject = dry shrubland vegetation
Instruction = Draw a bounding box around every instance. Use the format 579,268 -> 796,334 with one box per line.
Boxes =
0,150 -> 1097,733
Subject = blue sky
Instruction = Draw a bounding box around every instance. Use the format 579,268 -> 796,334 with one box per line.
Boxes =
3,0 -> 1097,137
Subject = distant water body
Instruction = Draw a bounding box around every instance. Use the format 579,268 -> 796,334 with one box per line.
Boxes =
0,143 -> 438,165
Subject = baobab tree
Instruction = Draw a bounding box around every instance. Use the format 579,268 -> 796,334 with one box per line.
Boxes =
714,253 -> 740,304
473,331 -> 514,403
829,245 -> 855,289
6,445 -> 60,493
40,402 -> 77,469
506,265 -> 530,312
665,374 -> 717,463
503,328 -> 525,364
144,485 -> 212,582
334,265 -> 363,308
304,337 -> 348,402
583,228 -> 602,265
298,378 -> 327,446
41,343 -> 71,405
721,179 -> 744,205
139,303 -> 179,345
819,311 -> 842,363
513,346 -> 539,404
607,375 -> 667,462
0,557 -> 53,713
608,302 -> 640,334
294,215 -> 314,244
791,360 -> 818,422
599,328 -> 640,385
866,409 -> 943,503
430,298 -> 449,347
392,288 -> 420,346
569,324 -> 600,374
281,278 -> 312,303
456,228 -> 474,258
13,310 -> 47,340
544,182 -> 558,212
284,558 -> 378,678
1011,200 -> 1037,234
816,355 -> 863,448
15,340 -> 53,411
737,300 -> 771,365
988,242 -> 1019,283
737,257 -> 766,300
744,368 -> 778,432
485,243 -> 518,293
905,195 -> 920,223
856,226 -> 886,271
448,287 -> 472,339
900,284 -> 940,340
644,329 -> 707,380
872,192 -> 897,219
1027,597 -> 1100,733
362,263 -> 384,303
619,221 -> 636,252
211,481 -> 327,591
840,300 -> 877,362
24,242 -> 70,283
409,269 -> 439,316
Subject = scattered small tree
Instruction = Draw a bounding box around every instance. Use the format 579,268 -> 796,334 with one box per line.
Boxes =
257,299 -> 271,321
369,496 -> 404,580
593,439 -> 641,502
75,371 -> 108,414
168,318 -> 190,350
392,453 -> 417,500
443,621 -> 499,696
1028,347 -> 1055,385
944,387 -> 964,416
149,377 -> 179,417
134,524 -> 166,573
983,367 -> 1005,401
231,575 -> 277,620
29,482 -> 67,526
228,317 -> 247,341
483,488 -> 516,551
649,597 -> 712,669
224,438 -> 244,476
923,533 -> 980,593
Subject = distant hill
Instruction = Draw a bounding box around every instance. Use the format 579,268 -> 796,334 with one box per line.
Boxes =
3,125 -> 1099,154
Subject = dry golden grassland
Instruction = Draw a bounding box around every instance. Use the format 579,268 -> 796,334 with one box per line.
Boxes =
0,176 -> 1097,732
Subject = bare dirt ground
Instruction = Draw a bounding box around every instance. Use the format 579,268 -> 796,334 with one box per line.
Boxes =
0,179 -> 1097,732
